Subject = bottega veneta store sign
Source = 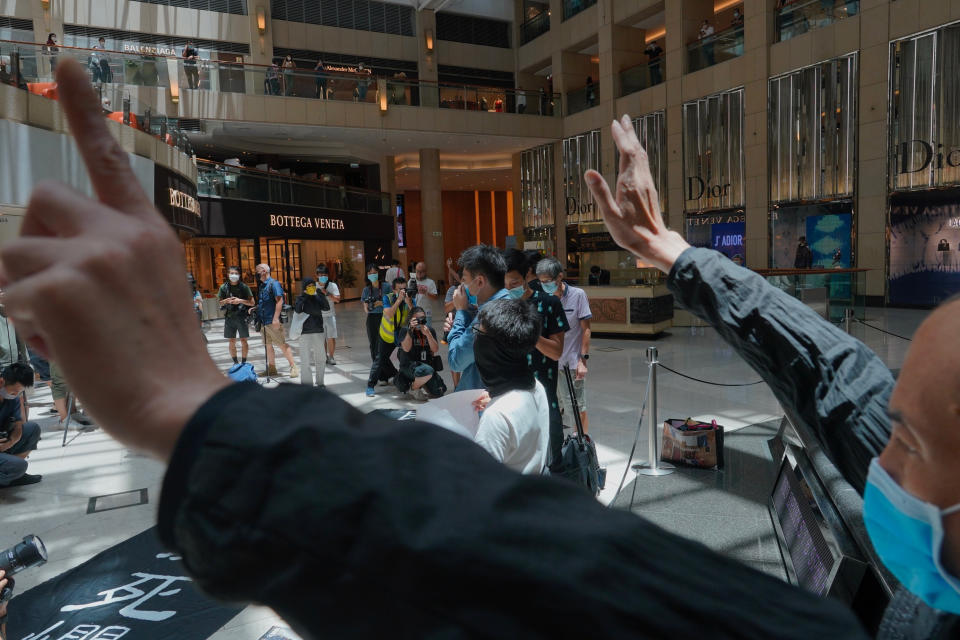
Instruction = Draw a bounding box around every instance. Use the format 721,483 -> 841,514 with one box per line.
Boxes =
198,198 -> 393,241
269,214 -> 346,230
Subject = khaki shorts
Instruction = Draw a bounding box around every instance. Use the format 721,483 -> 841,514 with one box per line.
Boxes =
558,374 -> 587,425
263,324 -> 287,348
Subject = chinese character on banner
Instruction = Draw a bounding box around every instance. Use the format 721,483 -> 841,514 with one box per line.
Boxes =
8,528 -> 243,640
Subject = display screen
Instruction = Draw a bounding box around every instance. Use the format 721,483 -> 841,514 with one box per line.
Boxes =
771,461 -> 838,596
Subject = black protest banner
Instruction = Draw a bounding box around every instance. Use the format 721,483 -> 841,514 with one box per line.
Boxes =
7,527 -> 242,640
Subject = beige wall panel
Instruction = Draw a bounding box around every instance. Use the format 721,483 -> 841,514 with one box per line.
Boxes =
0,0 -> 33,19
858,195 -> 887,235
859,5 -> 890,48
440,41 -> 515,72
888,0 -> 920,39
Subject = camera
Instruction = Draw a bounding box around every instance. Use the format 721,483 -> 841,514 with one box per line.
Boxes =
406,278 -> 419,299
0,535 -> 46,603
412,317 -> 423,326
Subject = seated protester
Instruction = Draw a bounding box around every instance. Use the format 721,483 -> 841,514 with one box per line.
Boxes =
395,307 -> 447,400
472,299 -> 550,475
0,363 -> 41,488
294,277 -> 331,389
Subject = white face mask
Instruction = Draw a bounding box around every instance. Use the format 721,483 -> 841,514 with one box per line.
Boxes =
229,274 -> 240,283
0,388 -> 18,400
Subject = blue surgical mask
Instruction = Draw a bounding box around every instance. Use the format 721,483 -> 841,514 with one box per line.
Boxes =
506,286 -> 525,300
318,276 -> 329,284
462,281 -> 478,306
863,458 -> 960,613
369,274 -> 378,283
541,281 -> 559,295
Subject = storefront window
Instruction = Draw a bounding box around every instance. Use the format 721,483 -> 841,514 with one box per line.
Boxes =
562,130 -> 601,223
769,54 -> 857,204
520,144 -> 555,233
683,88 -> 745,257
769,203 -> 854,269
888,24 -> 960,306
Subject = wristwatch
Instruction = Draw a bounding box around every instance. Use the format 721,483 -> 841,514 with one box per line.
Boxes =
580,353 -> 590,361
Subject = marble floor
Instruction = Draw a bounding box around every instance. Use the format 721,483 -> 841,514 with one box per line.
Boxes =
0,301 -> 924,638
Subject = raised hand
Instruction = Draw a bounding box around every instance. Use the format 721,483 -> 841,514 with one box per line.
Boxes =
0,59 -> 229,461
584,115 -> 690,273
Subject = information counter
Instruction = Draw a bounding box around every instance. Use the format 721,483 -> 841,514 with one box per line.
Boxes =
579,284 -> 673,335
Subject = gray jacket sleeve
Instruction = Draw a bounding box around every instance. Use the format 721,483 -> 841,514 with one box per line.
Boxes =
667,248 -> 892,493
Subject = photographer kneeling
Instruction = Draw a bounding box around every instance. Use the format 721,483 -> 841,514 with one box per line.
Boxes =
395,307 -> 446,400
0,364 -> 40,489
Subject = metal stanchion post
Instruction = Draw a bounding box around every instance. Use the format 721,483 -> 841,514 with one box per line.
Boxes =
844,308 -> 854,334
633,346 -> 674,477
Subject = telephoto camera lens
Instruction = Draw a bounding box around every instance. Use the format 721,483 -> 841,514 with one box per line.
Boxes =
0,535 -> 48,575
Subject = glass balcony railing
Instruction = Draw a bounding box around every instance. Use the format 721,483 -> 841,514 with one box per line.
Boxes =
566,84 -> 598,115
777,0 -> 859,43
758,268 -> 866,323
196,160 -> 391,215
620,59 -> 664,97
0,39 -> 194,154
520,11 -> 551,44
0,39 -> 561,121
562,0 -> 597,21
687,25 -> 744,73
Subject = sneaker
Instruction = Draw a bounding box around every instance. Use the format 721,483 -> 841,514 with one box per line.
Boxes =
44,407 -> 59,415
289,364 -> 300,378
1,473 -> 42,488
365,387 -> 376,397
326,356 -> 337,365
71,412 -> 93,426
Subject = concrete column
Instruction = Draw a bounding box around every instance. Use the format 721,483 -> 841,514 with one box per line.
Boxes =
381,155 -> 398,255
418,9 -> 439,108
857,3 -> 892,299
247,3 -> 274,66
664,0 -> 685,231
419,148 -> 444,277
33,0 -> 64,78
511,152 -> 524,245
742,0 -> 772,269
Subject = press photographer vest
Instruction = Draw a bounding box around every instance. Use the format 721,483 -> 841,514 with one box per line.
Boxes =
379,294 -> 409,343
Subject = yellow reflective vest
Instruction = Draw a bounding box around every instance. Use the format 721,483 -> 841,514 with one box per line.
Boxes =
379,293 -> 409,343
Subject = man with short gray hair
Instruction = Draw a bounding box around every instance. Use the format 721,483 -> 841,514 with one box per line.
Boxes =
536,257 -> 592,434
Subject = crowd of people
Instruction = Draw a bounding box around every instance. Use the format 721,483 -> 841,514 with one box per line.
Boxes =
199,244 -> 593,476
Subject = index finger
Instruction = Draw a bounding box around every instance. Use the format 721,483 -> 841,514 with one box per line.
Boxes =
55,59 -> 155,218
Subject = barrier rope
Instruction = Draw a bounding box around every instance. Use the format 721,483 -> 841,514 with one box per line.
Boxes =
852,318 -> 913,342
655,362 -> 765,387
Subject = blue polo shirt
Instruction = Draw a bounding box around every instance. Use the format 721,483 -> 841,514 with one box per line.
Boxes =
257,277 -> 284,324
446,288 -> 510,392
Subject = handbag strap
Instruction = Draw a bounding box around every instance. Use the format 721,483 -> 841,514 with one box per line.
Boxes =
563,366 -> 586,443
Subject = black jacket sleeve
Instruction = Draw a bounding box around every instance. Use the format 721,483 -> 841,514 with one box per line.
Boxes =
667,248 -> 892,493
159,382 -> 868,640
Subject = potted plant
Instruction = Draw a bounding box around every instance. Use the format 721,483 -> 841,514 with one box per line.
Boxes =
337,257 -> 360,300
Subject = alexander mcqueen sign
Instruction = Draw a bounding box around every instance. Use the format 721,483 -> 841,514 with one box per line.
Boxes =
269,214 -> 345,230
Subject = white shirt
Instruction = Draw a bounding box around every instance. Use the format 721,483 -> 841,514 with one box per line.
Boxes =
321,281 -> 340,317
384,266 -> 401,287
474,381 -> 550,475
700,24 -> 715,38
414,277 -> 438,320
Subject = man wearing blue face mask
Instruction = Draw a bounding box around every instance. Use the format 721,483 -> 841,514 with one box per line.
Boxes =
536,256 -> 592,435
316,264 -> 341,365
443,245 -> 510,391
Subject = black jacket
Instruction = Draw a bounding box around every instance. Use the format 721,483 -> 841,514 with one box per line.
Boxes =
158,248 -> 876,640
294,292 -> 329,334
